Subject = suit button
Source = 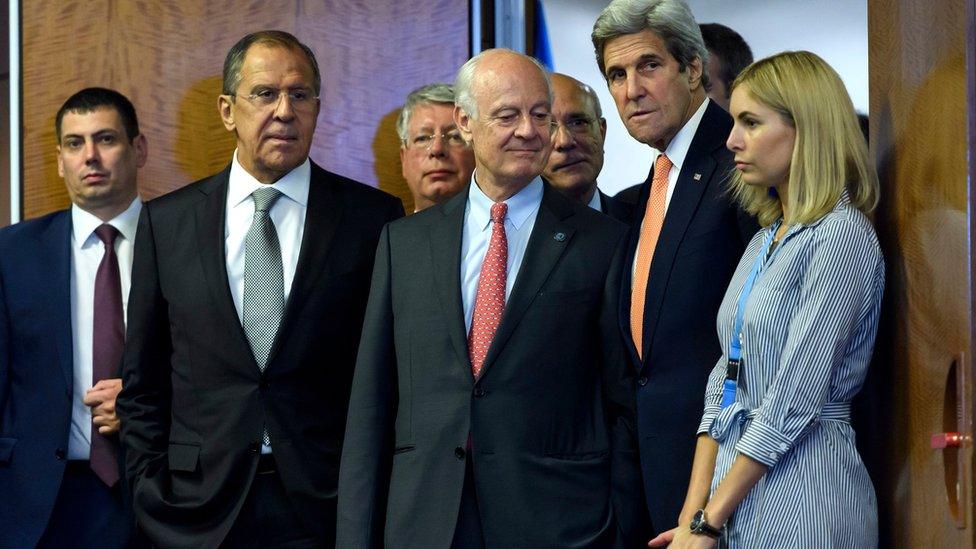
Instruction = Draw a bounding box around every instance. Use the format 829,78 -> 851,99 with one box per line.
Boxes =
248,442 -> 260,453
454,446 -> 466,460
473,388 -> 486,398
638,377 -> 648,386
54,448 -> 66,460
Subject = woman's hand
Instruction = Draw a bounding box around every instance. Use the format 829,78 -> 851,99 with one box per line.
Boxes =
648,525 -> 719,548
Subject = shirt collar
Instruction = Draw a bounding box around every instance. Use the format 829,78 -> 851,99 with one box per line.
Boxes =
468,170 -> 544,231
587,189 -> 602,211
227,149 -> 311,209
71,197 -> 142,249
658,97 -> 711,172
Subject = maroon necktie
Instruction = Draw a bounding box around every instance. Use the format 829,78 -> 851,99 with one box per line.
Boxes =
468,202 -> 508,379
91,224 -> 122,487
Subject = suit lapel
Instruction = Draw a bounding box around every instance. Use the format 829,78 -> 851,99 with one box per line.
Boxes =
267,163 -> 342,364
429,190 -> 470,372
194,167 -> 258,369
639,102 -> 729,363
45,211 -> 74,390
479,185 -> 575,379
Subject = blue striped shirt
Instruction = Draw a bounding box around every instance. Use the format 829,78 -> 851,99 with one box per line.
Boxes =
698,192 -> 883,547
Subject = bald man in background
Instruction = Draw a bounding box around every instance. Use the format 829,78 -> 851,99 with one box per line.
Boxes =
544,73 -> 631,223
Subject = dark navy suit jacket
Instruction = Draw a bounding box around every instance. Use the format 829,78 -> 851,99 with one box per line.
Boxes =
0,210 -> 134,547
620,101 -> 758,533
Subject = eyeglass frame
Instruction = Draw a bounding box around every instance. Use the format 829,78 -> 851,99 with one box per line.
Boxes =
401,131 -> 470,151
227,86 -> 320,112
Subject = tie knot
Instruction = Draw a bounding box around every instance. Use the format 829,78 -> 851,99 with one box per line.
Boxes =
490,202 -> 507,224
94,224 -> 119,246
655,154 -> 672,172
252,187 -> 283,213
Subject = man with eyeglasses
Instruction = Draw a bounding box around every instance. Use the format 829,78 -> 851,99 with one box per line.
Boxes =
337,48 -> 644,548
117,30 -> 404,548
543,73 -> 631,223
397,83 -> 475,212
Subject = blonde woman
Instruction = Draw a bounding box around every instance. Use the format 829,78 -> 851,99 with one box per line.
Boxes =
651,51 -> 883,548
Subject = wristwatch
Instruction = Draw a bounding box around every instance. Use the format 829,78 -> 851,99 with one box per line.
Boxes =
689,509 -> 723,539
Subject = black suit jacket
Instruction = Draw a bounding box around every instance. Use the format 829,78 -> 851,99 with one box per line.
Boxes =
600,190 -> 633,224
0,210 -> 137,547
337,183 -> 644,548
622,101 -> 758,533
117,162 -> 404,548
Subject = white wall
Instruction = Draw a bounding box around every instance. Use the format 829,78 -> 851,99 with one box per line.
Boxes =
542,0 -> 868,195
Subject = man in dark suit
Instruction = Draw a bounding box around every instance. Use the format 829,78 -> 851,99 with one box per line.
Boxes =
117,31 -> 403,548
544,72 -> 631,223
0,88 -> 146,548
337,49 -> 643,548
592,0 -> 758,537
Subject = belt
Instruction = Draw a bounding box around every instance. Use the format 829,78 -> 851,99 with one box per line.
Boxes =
256,453 -> 277,475
709,401 -> 851,443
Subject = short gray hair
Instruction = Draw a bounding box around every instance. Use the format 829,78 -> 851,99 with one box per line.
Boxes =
591,0 -> 709,90
222,30 -> 321,97
396,83 -> 456,143
454,48 -> 553,119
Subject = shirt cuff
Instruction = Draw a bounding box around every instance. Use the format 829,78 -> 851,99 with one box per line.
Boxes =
697,404 -> 722,436
735,418 -> 794,467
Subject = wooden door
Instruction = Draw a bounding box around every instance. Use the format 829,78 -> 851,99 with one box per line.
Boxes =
18,0 -> 469,220
866,0 -> 975,546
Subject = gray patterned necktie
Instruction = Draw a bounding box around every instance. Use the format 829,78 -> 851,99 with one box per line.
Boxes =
243,187 -> 285,371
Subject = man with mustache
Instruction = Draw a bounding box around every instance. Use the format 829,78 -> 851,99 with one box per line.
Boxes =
117,30 -> 403,548
592,0 -> 757,538
543,72 -> 631,222
337,49 -> 644,548
0,87 -> 146,548
398,83 -> 475,212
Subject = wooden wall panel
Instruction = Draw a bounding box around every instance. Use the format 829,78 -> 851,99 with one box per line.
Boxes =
21,0 -> 469,219
866,0 -> 975,546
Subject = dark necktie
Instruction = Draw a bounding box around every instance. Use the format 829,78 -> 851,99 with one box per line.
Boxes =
91,224 -> 122,487
468,202 -> 508,379
243,187 -> 284,447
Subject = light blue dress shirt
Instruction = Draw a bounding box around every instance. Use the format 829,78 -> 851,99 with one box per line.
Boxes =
460,174 -> 543,333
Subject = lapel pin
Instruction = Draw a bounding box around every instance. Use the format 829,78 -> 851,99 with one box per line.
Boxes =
553,232 -> 566,242
693,173 -> 702,181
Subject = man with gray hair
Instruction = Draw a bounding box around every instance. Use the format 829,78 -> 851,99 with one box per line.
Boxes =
338,48 -> 644,548
543,72 -> 631,222
397,83 -> 474,212
592,0 -> 757,539
118,30 -> 403,547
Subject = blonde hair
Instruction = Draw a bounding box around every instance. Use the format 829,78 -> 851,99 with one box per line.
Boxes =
728,51 -> 878,227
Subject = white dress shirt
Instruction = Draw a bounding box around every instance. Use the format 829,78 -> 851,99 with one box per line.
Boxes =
587,190 -> 602,212
224,151 -> 310,322
461,173 -> 543,333
68,197 -> 141,460
655,97 -> 711,213
224,151 -> 309,454
633,98 -> 711,278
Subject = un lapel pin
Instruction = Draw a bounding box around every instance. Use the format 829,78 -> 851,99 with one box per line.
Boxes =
554,232 -> 566,242
693,173 -> 702,181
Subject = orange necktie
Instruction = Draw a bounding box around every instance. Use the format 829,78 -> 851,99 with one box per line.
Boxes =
630,154 -> 672,360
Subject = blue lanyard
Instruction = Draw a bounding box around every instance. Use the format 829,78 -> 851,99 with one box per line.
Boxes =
721,222 -> 782,408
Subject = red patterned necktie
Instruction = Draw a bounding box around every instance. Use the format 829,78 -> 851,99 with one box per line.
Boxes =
468,202 -> 508,379
91,224 -> 122,487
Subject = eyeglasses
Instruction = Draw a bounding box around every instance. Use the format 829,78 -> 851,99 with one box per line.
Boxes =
231,87 -> 319,112
404,131 -> 469,151
554,116 -> 596,136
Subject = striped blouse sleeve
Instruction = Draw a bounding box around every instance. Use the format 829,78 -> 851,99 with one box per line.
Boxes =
734,219 -> 882,468
697,356 -> 727,435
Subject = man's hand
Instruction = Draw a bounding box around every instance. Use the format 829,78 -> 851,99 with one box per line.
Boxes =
84,378 -> 123,435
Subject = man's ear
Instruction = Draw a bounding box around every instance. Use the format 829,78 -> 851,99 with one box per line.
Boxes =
218,95 -> 236,132
687,56 -> 704,91
133,134 -> 149,169
454,105 -> 474,143
56,145 -> 65,178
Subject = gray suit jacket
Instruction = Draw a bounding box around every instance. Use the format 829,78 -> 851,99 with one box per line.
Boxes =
337,183 -> 645,548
